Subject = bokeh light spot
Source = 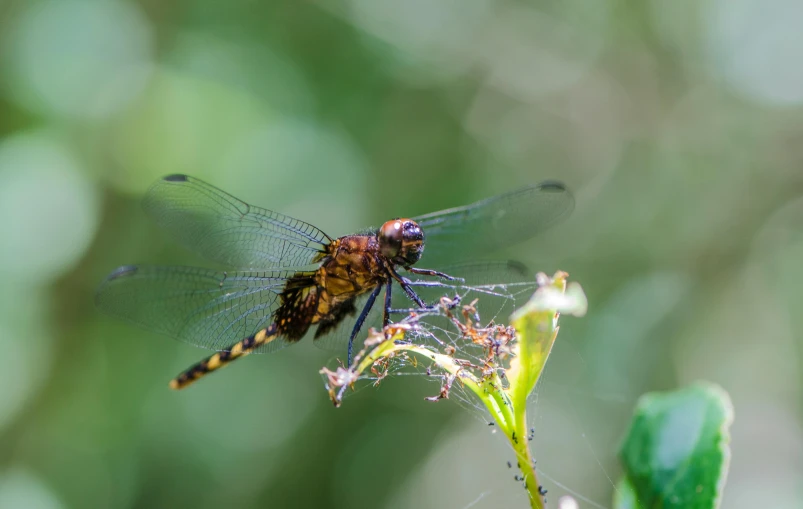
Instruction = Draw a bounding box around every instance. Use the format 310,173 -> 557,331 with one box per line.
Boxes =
0,469 -> 64,509
109,69 -> 272,194
219,117 -> 371,235
706,0 -> 803,105
169,32 -> 315,116
3,0 -> 154,119
344,0 -> 491,82
0,133 -> 100,283
482,2 -> 610,100
0,290 -> 54,435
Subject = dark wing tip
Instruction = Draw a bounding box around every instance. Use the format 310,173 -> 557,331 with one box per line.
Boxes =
535,180 -> 575,220
163,174 -> 189,182
504,260 -> 531,277
536,180 -> 570,193
95,265 -> 139,307
105,265 -> 139,281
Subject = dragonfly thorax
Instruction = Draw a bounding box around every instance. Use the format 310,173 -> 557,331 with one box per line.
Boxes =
378,218 -> 425,266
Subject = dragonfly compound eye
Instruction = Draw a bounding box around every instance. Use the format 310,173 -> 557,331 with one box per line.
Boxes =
379,219 -> 404,259
399,219 -> 424,265
379,219 -> 423,265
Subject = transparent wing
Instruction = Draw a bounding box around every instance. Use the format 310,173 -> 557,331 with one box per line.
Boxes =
95,265 -> 303,353
143,174 -> 332,270
312,260 -> 538,355
413,181 -> 574,265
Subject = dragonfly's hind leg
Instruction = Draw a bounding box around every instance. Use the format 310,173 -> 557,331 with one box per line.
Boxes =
346,283 -> 383,366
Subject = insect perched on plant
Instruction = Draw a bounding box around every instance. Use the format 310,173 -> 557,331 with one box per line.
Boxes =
96,175 -> 573,389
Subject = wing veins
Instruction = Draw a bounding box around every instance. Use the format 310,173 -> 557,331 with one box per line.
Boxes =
144,175 -> 331,270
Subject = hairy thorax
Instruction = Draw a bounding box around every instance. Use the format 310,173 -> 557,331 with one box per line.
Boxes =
273,234 -> 387,341
317,234 -> 384,300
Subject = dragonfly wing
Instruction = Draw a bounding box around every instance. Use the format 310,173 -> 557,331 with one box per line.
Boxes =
413,181 -> 573,265
144,174 -> 331,270
96,265 -> 301,354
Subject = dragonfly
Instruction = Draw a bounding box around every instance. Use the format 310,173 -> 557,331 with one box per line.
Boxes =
96,174 -> 573,389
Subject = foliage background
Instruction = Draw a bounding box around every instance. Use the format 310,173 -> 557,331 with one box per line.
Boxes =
0,0 -> 801,507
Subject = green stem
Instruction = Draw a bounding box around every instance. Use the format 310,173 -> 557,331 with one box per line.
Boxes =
333,272 -> 589,509
510,406 -> 543,509
357,342 -> 544,507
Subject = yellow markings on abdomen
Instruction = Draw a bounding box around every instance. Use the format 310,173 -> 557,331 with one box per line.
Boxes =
169,325 -> 277,390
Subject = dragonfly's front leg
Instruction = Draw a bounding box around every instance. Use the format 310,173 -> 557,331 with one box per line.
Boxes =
387,297 -> 459,317
406,267 -> 460,281
388,267 -> 426,307
385,270 -> 446,317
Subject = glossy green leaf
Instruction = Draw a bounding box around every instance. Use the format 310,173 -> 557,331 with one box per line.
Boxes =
615,382 -> 733,509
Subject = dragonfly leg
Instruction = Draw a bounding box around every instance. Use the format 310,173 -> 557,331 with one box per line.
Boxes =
382,278 -> 393,327
388,267 -> 426,307
347,283 -> 383,365
406,267 -> 460,281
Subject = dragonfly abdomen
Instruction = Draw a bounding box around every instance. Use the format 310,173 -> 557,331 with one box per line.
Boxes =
169,323 -> 280,390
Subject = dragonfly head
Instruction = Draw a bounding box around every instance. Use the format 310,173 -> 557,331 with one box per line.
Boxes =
379,218 -> 425,266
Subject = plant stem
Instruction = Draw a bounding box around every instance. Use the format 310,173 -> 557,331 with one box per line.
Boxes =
510,406 -> 543,509
328,272 -> 588,509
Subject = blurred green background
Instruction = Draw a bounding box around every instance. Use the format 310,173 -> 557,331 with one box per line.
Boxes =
1,0 -> 802,507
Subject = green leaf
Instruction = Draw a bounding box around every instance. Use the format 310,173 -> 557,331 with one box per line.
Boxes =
507,272 -> 587,407
613,477 -> 641,509
615,382 -> 733,509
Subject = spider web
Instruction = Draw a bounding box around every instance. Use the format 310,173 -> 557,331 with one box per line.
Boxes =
330,269 -> 623,508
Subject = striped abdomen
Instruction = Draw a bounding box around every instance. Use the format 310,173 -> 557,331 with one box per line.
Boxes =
169,323 -> 280,390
